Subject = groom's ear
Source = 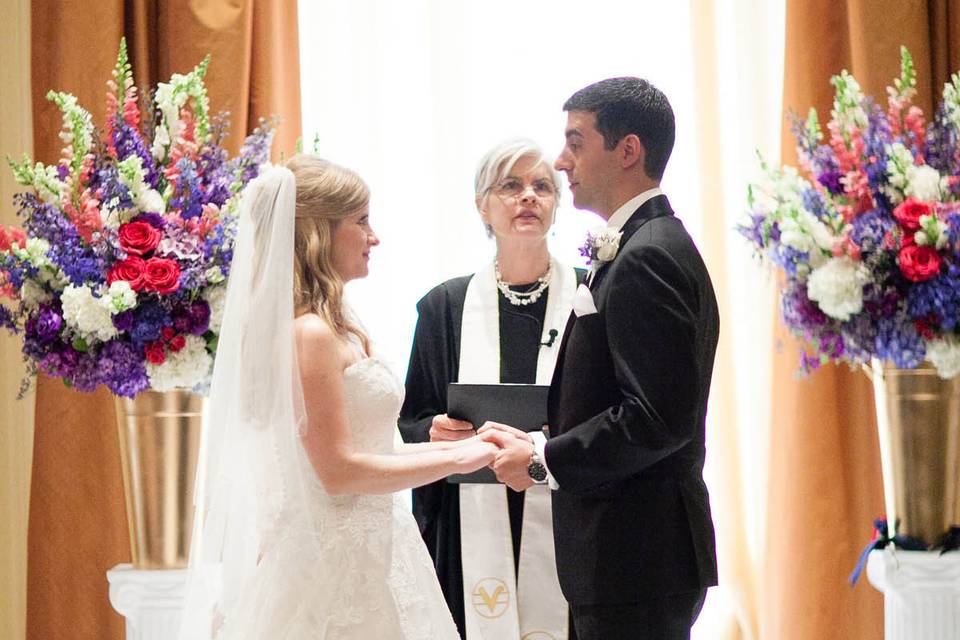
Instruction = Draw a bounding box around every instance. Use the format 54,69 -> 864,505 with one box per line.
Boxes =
619,134 -> 645,171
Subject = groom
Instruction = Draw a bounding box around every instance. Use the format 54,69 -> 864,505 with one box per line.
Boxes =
480,77 -> 719,639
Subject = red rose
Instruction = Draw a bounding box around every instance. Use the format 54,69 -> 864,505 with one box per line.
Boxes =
893,198 -> 932,232
161,326 -> 177,341
898,244 -> 942,282
107,256 -> 147,290
143,258 -> 181,295
168,335 -> 186,352
118,221 -> 162,256
144,342 -> 166,365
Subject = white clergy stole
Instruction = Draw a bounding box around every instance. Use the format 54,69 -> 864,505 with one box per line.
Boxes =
458,258 -> 576,640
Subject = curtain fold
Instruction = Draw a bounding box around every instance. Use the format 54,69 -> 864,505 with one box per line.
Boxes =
24,2 -> 301,638
761,2 -> 960,638
0,1 -> 36,638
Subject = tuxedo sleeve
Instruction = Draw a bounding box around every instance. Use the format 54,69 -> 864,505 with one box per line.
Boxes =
545,243 -> 703,494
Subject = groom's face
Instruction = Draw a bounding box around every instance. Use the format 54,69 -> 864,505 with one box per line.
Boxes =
554,111 -> 617,216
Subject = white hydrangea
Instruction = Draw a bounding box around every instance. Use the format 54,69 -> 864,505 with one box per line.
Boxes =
20,279 -> 52,311
925,337 -> 960,379
146,335 -> 213,391
60,284 -> 118,342
101,280 -> 137,314
806,256 -> 868,320
905,164 -> 946,202
203,284 -> 227,333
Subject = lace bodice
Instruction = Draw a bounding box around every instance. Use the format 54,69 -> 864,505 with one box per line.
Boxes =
342,356 -> 405,455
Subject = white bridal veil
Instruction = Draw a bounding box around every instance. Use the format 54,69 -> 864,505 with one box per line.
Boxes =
178,166 -> 313,638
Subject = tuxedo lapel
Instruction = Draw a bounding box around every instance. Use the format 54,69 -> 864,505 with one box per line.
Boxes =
589,194 -> 674,292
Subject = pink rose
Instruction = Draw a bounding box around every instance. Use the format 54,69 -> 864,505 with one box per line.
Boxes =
898,244 -> 942,282
143,258 -> 181,295
107,256 -> 147,291
893,198 -> 932,232
118,221 -> 162,257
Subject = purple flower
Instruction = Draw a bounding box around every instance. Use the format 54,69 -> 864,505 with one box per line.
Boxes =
850,209 -> 896,254
863,101 -> 895,212
781,282 -> 829,330
737,213 -> 766,249
874,313 -> 925,368
39,345 -> 81,378
130,300 -> 170,349
169,158 -> 204,219
67,352 -> 102,392
16,193 -> 105,286
98,340 -> 150,398
187,300 -> 210,335
817,170 -> 844,195
112,309 -> 134,332
907,268 -> 960,330
131,212 -> 165,228
35,306 -> 62,341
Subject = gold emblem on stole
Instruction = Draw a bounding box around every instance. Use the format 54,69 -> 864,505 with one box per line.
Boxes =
521,632 -> 559,640
470,577 -> 511,618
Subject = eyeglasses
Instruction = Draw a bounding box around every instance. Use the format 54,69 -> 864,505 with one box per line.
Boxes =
490,178 -> 557,199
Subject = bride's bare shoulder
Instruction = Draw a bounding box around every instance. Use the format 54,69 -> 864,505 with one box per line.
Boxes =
294,314 -> 345,368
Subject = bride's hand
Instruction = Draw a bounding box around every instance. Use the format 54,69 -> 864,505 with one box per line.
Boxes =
453,437 -> 500,472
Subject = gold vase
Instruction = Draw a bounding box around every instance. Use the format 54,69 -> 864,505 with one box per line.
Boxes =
114,389 -> 204,569
870,360 -> 960,545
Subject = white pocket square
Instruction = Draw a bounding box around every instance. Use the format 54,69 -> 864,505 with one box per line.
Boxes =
572,283 -> 598,317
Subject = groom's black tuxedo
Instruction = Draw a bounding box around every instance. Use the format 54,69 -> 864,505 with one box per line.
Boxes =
546,195 -> 719,612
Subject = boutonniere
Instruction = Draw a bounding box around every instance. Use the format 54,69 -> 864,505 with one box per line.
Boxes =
579,227 -> 623,268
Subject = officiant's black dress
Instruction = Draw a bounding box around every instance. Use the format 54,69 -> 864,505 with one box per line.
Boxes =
399,272 -> 583,639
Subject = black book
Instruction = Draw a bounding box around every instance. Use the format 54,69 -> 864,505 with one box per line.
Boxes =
445,382 -> 549,484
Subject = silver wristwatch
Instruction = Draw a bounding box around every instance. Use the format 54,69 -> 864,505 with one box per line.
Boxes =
527,449 -> 548,484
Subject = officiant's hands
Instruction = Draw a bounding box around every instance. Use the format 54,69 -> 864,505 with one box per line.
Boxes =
430,414 -> 475,442
478,422 -> 535,491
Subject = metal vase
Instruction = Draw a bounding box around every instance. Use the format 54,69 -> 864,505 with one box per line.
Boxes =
114,390 -> 204,569
870,360 -> 960,545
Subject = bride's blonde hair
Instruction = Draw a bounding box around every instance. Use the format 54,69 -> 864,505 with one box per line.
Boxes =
286,154 -> 371,354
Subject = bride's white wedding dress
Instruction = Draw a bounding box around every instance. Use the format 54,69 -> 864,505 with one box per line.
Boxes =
177,167 -> 458,639
221,355 -> 460,639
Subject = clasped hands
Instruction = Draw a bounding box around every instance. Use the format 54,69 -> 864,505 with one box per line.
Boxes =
430,414 -> 538,491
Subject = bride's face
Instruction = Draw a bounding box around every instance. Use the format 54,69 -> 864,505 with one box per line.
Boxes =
331,206 -> 379,282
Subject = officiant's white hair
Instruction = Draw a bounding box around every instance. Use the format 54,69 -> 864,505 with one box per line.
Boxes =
474,137 -> 562,205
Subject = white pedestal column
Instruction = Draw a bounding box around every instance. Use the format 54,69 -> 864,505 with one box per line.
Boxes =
866,548 -> 960,639
107,563 -> 187,640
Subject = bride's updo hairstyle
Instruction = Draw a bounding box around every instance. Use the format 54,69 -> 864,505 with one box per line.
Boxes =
286,153 -> 371,353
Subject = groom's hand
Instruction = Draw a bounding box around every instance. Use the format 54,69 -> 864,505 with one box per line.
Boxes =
479,425 -> 535,491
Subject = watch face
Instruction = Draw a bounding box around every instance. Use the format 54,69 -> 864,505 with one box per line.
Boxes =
527,461 -> 547,482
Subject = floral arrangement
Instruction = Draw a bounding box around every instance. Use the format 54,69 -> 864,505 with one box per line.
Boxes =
740,47 -> 960,378
0,39 -> 274,396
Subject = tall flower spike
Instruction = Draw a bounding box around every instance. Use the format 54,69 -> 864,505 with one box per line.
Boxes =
46,91 -> 94,177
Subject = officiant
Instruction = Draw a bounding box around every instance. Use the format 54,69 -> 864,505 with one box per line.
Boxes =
399,138 -> 584,640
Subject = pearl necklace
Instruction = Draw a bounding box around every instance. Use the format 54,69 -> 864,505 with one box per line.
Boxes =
494,260 -> 551,306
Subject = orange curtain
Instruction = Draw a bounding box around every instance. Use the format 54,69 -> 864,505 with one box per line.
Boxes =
761,2 -> 960,639
26,2 -> 301,638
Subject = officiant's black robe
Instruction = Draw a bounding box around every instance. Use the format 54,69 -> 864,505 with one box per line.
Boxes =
399,272 -> 583,639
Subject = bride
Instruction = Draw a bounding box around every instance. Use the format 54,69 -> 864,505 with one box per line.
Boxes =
177,156 -> 497,639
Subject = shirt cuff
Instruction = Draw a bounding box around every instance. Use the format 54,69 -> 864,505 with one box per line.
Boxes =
530,431 -> 559,490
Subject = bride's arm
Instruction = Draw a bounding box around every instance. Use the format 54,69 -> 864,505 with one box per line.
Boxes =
296,316 -> 497,496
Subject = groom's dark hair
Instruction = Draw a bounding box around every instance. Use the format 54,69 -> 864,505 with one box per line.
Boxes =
563,77 -> 675,181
